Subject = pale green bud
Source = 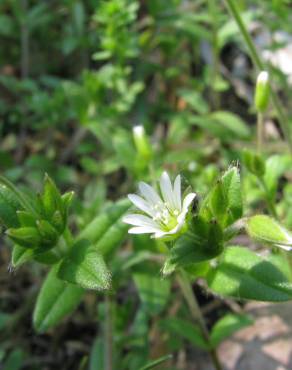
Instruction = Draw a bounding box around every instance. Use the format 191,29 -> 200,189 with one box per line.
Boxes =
132,125 -> 152,161
255,71 -> 270,113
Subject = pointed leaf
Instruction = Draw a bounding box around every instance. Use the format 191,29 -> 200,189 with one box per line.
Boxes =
133,273 -> 170,315
210,313 -> 253,348
78,199 -> 130,245
207,246 -> 292,301
160,317 -> 208,350
33,264 -> 84,332
58,239 -> 111,291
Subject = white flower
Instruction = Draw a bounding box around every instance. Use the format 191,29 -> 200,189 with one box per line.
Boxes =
123,171 -> 196,238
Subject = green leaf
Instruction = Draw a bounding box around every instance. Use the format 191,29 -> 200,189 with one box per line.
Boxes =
220,166 -> 242,225
160,317 -> 208,350
209,111 -> 250,139
2,349 -> 24,370
264,155 -> 292,199
133,273 -> 170,315
246,215 -> 292,250
207,246 -> 292,301
94,222 -> 129,257
0,184 -> 22,228
78,199 -> 131,254
210,313 -> 253,348
89,338 -> 104,370
33,264 -> 84,332
57,239 -> 111,291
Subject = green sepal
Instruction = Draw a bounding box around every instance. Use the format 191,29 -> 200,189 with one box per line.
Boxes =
50,210 -> 65,234
17,211 -> 36,227
12,244 -> 60,267
61,191 -> 74,210
41,174 -> 63,219
200,166 -> 242,228
36,219 -> 59,245
163,217 -> 223,275
6,227 -> 41,248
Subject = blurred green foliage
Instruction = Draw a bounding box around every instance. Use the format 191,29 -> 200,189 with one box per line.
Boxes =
1,0 -> 292,369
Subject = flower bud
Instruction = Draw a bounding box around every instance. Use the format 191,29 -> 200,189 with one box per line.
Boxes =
132,125 -> 152,161
255,71 -> 270,113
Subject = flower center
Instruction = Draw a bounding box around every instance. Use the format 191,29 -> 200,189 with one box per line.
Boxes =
152,203 -> 179,231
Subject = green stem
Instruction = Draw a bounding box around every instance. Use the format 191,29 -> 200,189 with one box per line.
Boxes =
223,0 -> 292,153
177,270 -> 222,370
0,175 -> 37,216
258,177 -> 278,219
104,294 -> 113,370
208,0 -> 220,110
63,227 -> 74,248
257,112 -> 264,153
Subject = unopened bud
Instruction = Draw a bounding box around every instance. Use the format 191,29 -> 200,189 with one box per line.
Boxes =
255,71 -> 270,113
132,125 -> 152,161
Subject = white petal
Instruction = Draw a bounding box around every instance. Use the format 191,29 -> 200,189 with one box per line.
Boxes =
182,193 -> 196,213
173,175 -> 182,211
138,182 -> 162,206
160,171 -> 176,210
128,194 -> 154,216
123,214 -> 159,228
129,226 -> 159,234
154,230 -> 168,238
275,243 -> 292,251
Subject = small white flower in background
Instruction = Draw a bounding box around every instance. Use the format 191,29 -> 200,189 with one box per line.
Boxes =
123,171 -> 196,239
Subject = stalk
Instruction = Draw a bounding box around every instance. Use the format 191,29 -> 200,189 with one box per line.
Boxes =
256,112 -> 264,153
223,0 -> 292,153
208,0 -> 220,110
104,294 -> 113,370
177,270 -> 222,370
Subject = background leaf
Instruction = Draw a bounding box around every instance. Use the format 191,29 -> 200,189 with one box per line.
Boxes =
210,313 -> 253,348
207,246 -> 292,302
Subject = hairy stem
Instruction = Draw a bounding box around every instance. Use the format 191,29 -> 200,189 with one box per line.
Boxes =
223,0 -> 292,153
177,270 -> 222,370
